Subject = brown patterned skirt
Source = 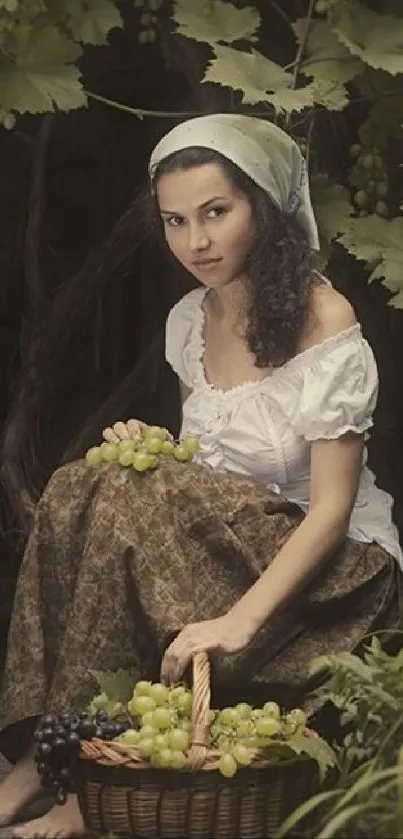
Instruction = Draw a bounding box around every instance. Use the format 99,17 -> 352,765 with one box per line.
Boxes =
0,458 -> 402,761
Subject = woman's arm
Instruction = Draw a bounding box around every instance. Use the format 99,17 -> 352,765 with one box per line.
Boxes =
227,431 -> 364,635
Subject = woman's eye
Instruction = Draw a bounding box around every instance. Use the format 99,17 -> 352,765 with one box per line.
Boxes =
165,215 -> 184,227
206,206 -> 227,219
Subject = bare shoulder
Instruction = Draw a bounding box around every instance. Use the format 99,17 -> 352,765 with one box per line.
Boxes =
302,280 -> 357,351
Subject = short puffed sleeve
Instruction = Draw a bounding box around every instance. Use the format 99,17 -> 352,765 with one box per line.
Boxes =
165,288 -> 205,388
291,327 -> 379,441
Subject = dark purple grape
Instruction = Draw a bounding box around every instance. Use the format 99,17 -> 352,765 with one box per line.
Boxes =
78,720 -> 96,739
54,725 -> 67,739
42,714 -> 57,727
59,767 -> 71,783
66,732 -> 80,751
34,728 -> 45,743
95,710 -> 109,722
41,727 -> 55,743
37,762 -> 47,776
52,737 -> 68,754
38,742 -> 53,758
94,726 -> 104,739
56,788 -> 67,805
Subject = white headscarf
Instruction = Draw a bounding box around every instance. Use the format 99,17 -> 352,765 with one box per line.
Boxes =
148,113 -> 320,250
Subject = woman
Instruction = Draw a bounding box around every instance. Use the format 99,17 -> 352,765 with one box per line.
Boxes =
0,113 -> 402,838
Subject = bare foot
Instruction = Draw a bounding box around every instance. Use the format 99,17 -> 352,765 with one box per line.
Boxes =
13,794 -> 86,838
0,750 -> 42,826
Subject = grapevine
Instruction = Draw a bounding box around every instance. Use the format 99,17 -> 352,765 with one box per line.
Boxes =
85,423 -> 200,472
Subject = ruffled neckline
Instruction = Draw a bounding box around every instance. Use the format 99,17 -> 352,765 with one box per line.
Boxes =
190,286 -> 362,397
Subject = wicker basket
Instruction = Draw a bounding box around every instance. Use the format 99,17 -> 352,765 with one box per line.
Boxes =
77,652 -> 319,838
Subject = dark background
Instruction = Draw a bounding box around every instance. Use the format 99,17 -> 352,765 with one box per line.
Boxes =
0,2 -> 402,662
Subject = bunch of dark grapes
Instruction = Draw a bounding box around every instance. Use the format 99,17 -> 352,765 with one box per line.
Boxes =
34,710 -> 130,804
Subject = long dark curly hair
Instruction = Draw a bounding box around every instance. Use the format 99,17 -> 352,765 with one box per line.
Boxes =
151,146 -> 318,368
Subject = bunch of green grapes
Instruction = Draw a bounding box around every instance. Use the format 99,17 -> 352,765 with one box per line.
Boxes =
206,701 -> 307,778
349,143 -> 389,218
133,0 -> 162,44
85,424 -> 200,472
115,679 -> 307,778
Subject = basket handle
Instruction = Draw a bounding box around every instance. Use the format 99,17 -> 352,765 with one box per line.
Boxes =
186,651 -> 210,771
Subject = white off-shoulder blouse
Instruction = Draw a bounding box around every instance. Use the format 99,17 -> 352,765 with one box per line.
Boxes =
165,287 -> 403,568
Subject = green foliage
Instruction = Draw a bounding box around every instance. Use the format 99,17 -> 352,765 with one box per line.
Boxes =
169,0 -> 403,307
0,0 -> 122,118
276,638 -> 403,838
1,0 -> 402,306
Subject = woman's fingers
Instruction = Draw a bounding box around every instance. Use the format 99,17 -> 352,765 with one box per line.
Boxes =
102,419 -> 149,444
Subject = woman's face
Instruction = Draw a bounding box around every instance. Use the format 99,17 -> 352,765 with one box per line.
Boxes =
156,162 -> 255,289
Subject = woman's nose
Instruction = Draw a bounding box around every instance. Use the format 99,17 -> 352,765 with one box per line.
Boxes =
188,222 -> 210,251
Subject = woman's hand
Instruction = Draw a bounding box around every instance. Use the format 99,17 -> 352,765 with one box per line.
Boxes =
160,614 -> 255,684
102,419 -> 147,444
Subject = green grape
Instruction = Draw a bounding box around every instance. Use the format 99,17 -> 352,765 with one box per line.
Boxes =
132,451 -> 150,472
355,189 -> 369,208
237,718 -> 253,737
262,701 -> 281,719
147,454 -> 159,469
256,716 -> 281,737
219,752 -> 238,778
119,450 -> 134,467
2,112 -> 15,130
128,695 -> 157,716
148,683 -> 170,706
235,702 -> 252,719
101,442 -> 119,462
138,724 -> 156,739
361,153 -> 374,170
349,143 -> 362,158
138,30 -> 149,44
143,426 -> 167,441
173,443 -> 191,462
176,692 -> 193,716
376,182 -> 388,197
168,728 -> 190,752
181,436 -> 200,455
138,736 -> 155,757
118,728 -> 140,745
4,0 -> 18,11
374,154 -> 384,169
170,749 -> 187,769
145,437 -> 163,454
133,0 -> 145,7
152,707 -> 173,730
149,0 -> 162,9
161,439 -> 175,455
141,711 -> 155,727
158,747 -> 173,767
376,200 -> 388,217
315,0 -> 328,13
153,732 -> 169,750
218,708 -> 239,727
147,29 -> 157,42
232,742 -> 253,766
281,714 -> 299,737
367,179 -> 375,194
85,446 -> 103,467
177,717 -> 191,731
135,680 -> 152,696
140,10 -> 152,24
119,439 -> 136,453
288,708 -> 307,728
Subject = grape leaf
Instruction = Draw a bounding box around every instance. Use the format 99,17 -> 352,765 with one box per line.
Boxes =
293,18 -> 362,111
89,667 -> 141,703
332,4 -> 403,76
203,44 -> 292,106
310,173 -> 354,263
172,0 -> 260,46
356,70 -> 403,150
284,732 -> 336,782
266,83 -> 316,114
66,0 -> 123,45
0,24 -> 86,113
296,18 -> 363,83
338,215 -> 403,309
